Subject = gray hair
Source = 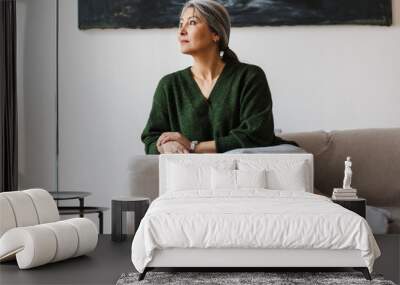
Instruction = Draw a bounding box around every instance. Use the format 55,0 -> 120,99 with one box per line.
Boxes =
181,0 -> 240,63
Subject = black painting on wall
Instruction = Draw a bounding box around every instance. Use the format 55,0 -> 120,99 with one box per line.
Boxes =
78,0 -> 392,29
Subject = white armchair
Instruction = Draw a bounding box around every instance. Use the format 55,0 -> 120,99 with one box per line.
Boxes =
0,189 -> 98,269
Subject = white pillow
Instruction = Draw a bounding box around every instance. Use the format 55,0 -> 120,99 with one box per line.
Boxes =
211,168 -> 267,190
167,160 -> 235,191
237,159 -> 309,191
267,162 -> 308,191
237,169 -> 267,188
211,168 -> 236,189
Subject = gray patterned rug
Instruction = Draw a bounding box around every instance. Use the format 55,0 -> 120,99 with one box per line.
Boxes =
116,271 -> 396,285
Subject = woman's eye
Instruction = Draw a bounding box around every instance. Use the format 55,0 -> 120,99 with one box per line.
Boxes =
178,20 -> 196,28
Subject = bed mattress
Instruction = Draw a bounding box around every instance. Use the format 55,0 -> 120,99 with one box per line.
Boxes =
131,189 -> 380,273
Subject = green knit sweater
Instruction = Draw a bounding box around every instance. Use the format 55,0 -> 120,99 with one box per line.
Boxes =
141,60 -> 296,154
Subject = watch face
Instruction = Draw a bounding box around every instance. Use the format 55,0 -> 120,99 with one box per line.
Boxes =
190,141 -> 198,152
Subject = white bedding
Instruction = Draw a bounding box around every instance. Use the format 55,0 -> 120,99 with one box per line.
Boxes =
131,190 -> 380,273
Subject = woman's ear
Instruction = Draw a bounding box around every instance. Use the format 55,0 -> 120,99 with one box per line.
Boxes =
211,32 -> 220,43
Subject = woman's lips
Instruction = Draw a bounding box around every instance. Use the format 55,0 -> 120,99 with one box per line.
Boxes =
180,40 -> 189,44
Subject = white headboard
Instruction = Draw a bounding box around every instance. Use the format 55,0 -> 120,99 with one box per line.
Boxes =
159,153 -> 314,195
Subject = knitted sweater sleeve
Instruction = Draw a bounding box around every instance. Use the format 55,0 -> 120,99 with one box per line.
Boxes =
215,66 -> 275,153
141,78 -> 170,154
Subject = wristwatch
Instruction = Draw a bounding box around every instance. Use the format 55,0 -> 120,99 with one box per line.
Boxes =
189,141 -> 199,153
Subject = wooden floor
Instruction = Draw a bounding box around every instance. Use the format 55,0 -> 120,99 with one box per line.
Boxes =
0,234 -> 398,285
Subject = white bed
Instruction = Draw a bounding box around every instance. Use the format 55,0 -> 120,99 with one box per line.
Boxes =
131,154 -> 380,281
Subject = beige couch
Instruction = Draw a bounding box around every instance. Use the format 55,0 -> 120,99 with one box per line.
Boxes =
281,128 -> 400,233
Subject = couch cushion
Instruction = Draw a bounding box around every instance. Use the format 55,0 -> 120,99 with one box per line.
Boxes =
280,130 -> 330,156
225,144 -> 306,154
282,128 -> 400,207
318,128 -> 400,207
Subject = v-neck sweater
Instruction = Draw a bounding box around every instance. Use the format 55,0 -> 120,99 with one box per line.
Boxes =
141,60 -> 297,154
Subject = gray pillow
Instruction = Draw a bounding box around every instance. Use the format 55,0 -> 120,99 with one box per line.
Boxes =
224,144 -> 307,154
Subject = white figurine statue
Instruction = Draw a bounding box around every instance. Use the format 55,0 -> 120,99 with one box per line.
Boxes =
342,156 -> 353,189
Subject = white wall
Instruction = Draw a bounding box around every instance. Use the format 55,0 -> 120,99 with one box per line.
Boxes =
17,0 -> 57,190
18,0 -> 400,233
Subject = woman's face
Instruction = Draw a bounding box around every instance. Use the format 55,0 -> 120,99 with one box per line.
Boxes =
178,7 -> 219,55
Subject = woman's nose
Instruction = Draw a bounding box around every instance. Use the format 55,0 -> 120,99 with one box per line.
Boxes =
179,22 -> 188,34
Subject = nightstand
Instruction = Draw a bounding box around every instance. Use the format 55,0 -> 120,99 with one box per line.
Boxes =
111,196 -> 150,242
331,198 -> 366,218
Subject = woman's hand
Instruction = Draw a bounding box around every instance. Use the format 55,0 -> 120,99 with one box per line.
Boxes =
156,141 -> 165,154
157,132 -> 191,150
160,141 -> 189,154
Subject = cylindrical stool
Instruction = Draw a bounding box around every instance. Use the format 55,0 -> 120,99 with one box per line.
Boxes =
111,197 -> 150,242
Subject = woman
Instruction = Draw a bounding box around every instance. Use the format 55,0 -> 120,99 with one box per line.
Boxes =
141,0 -> 297,154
